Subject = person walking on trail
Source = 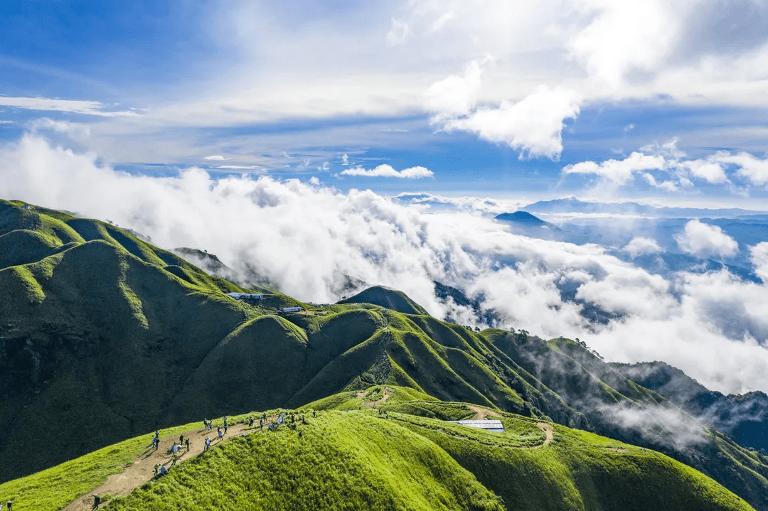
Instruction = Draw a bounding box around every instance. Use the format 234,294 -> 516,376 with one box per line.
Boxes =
217,426 -> 223,440
224,423 -> 228,434
153,464 -> 159,477
92,494 -> 101,509
185,438 -> 190,451
179,434 -> 184,445
152,436 -> 159,450
204,436 -> 211,452
5,501 -> 10,511
224,416 -> 228,428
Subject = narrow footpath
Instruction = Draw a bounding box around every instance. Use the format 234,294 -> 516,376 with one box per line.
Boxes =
64,421 -> 256,511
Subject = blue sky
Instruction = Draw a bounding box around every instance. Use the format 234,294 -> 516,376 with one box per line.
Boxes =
2,0 -> 768,206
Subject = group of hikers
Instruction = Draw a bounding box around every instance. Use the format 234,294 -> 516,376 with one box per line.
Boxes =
48,411 -> 318,510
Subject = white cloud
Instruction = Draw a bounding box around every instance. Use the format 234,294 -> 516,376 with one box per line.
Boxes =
623,237 -> 661,257
713,152 -> 768,186
1,134 -> 767,395
682,159 -> 729,184
340,164 -> 434,179
562,141 -> 768,191
425,58 -> 486,119
569,0 -> 679,88
0,96 -> 135,117
675,220 -> 739,258
439,86 -> 581,158
751,242 -> 768,283
563,151 -> 665,185
204,154 -> 230,161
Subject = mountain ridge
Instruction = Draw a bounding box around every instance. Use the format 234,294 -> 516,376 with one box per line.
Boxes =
1,199 -> 767,509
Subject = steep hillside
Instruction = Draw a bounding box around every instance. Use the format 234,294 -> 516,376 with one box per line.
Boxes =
612,361 -> 768,453
2,200 -> 768,509
0,398 -> 753,511
338,285 -> 428,314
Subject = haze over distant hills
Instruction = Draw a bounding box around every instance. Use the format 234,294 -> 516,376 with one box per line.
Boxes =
523,197 -> 768,219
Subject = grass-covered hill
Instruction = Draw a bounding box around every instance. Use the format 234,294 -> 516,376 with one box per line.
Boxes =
1,199 -> 768,508
0,392 -> 754,511
338,285 -> 428,315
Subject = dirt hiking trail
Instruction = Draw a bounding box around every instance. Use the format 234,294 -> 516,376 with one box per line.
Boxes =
64,420 -> 258,511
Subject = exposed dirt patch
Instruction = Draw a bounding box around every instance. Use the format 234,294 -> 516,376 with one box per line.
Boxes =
357,387 -> 393,407
466,404 -> 497,419
536,422 -> 554,447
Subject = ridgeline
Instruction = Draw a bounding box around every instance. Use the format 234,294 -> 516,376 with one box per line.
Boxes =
1,199 -> 767,509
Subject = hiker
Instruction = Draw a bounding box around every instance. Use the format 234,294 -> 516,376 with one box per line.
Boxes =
171,443 -> 180,455
185,438 -> 190,451
179,434 -> 184,445
5,502 -> 10,511
217,426 -> 223,440
92,494 -> 101,509
159,465 -> 168,476
223,416 -> 228,428
204,436 -> 211,452
224,423 -> 228,434
153,464 -> 159,477
152,436 -> 159,450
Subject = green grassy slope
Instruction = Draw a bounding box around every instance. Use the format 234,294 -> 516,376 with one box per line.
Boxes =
1,199 -> 767,509
339,285 -> 429,314
0,403 -> 753,511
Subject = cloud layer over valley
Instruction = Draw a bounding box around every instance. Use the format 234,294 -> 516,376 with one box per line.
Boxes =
2,134 -> 767,395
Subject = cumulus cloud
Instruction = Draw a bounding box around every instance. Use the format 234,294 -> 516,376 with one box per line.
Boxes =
713,152 -> 768,186
437,86 -> 581,158
563,152 -> 666,185
623,237 -> 661,257
675,220 -> 739,258
569,0 -> 679,88
562,140 -> 768,190
339,164 -> 434,179
751,242 -> 768,283
424,59 -> 485,119
1,134 -> 767,395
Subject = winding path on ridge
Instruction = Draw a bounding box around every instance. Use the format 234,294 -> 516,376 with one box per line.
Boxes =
536,422 -> 554,447
64,420 -> 258,511
466,404 -> 554,447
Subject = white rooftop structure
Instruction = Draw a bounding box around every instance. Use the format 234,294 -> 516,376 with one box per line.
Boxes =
280,306 -> 302,313
449,419 -> 504,432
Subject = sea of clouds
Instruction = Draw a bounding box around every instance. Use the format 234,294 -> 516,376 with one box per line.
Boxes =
1,134 -> 767,395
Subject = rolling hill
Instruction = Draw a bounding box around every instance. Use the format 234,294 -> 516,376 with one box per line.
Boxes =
0,391 -> 754,511
1,199 -> 768,509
